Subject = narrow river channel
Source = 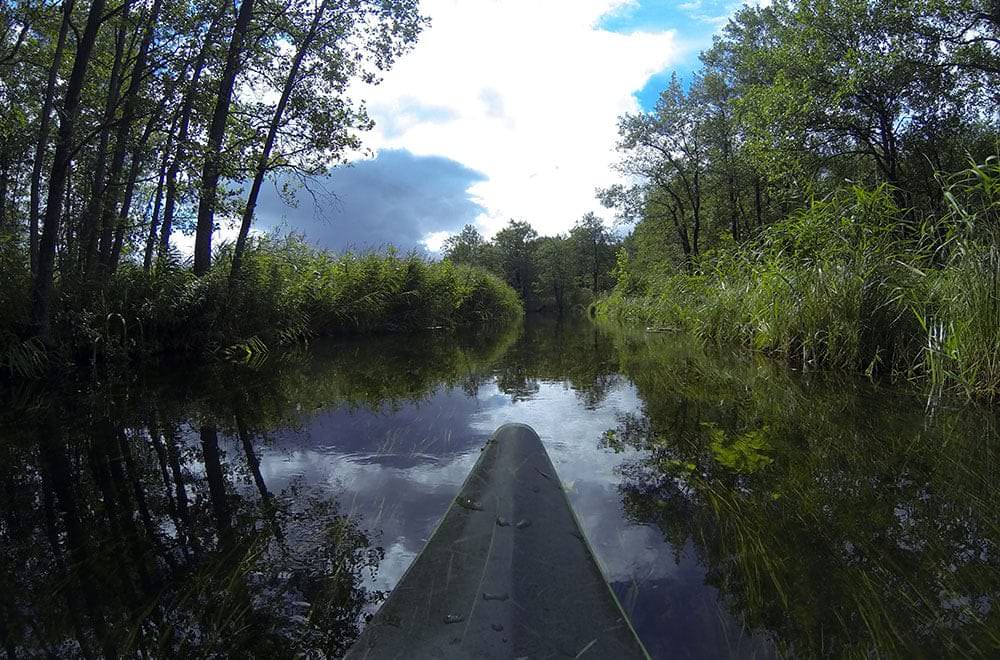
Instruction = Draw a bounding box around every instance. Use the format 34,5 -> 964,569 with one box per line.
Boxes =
1,317 -> 997,658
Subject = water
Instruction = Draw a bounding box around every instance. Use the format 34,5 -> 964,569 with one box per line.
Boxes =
1,318 -> 997,658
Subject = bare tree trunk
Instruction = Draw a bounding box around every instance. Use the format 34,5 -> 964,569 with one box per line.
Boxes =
111,95 -> 174,271
32,0 -> 111,338
29,0 -> 75,275
193,0 -> 256,276
0,160 -> 9,230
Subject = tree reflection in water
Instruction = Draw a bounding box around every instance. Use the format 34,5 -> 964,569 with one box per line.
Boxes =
603,332 -> 1000,658
1,413 -> 380,658
0,323 -> 519,658
3,319 -> 999,658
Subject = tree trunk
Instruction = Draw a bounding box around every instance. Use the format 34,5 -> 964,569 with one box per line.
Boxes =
754,176 -> 763,229
98,0 -> 166,275
193,0 -> 256,276
230,0 -> 328,281
29,0 -> 75,276
79,22 -> 127,280
111,98 -> 173,272
0,161 -> 8,230
32,0 -> 111,338
160,2 -> 227,258
143,146 -> 171,271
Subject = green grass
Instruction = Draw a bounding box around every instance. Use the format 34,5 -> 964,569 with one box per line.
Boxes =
0,234 -> 523,377
597,159 -> 1000,399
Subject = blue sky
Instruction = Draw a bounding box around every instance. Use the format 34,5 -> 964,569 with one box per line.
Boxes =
238,0 -> 754,254
599,0 -> 745,110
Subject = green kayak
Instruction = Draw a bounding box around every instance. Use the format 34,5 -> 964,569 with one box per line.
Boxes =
346,423 -> 650,659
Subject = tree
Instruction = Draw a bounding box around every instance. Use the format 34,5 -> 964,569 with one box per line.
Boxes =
719,1 -> 962,194
443,224 -> 490,266
31,0 -> 110,336
491,220 -> 538,302
230,0 -> 424,281
193,0 -> 257,276
534,235 -> 576,315
612,74 -> 709,269
569,212 -> 615,292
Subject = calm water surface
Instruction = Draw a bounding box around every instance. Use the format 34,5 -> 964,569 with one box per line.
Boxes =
1,317 -> 997,658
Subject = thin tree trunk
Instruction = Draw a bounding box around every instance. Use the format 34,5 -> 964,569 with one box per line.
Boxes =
159,4 -> 226,257
80,22 -> 127,280
98,0 -> 166,275
111,96 -> 174,271
193,0 -> 256,276
143,145 -> 171,271
0,161 -> 8,230
29,0 -> 75,276
754,175 -> 763,229
231,0 -> 329,281
32,0 -> 111,338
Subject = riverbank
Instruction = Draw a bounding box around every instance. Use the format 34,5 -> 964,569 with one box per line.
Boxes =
0,235 -> 522,378
596,175 -> 1000,399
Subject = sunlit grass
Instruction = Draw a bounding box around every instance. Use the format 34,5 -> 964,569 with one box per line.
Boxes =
598,159 -> 1000,400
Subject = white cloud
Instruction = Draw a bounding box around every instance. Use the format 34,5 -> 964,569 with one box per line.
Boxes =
420,229 -> 451,252
357,0 -> 679,239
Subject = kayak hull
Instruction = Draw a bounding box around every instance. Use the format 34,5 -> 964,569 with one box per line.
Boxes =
346,423 -> 649,659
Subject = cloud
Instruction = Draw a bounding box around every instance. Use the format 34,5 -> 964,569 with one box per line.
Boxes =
351,0 -> 681,239
253,149 -> 487,253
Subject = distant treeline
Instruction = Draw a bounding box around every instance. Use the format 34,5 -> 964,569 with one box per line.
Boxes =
598,0 -> 1000,398
442,215 -> 620,314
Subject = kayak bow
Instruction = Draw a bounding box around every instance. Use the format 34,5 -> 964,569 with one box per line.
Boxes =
346,423 -> 649,659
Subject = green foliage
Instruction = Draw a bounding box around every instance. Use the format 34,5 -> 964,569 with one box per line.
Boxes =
605,328 -> 1000,658
442,217 -> 621,314
598,161 -> 1000,399
0,234 -> 521,377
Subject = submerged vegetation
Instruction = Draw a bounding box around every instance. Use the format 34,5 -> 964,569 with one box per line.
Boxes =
598,0 -> 1000,398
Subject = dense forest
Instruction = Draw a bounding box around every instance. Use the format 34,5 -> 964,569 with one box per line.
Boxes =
0,0 -> 523,377
597,0 -> 1000,398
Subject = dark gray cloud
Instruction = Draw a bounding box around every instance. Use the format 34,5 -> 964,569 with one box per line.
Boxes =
253,148 -> 486,253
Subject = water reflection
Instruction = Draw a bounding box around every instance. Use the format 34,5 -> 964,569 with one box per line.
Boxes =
604,332 -> 1000,658
1,319 -> 998,658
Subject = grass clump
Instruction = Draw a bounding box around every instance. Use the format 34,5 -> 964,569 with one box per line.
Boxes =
597,159 -> 1000,399
1,234 -> 522,376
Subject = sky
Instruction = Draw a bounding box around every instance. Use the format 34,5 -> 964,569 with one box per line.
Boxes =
247,0 -> 757,255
